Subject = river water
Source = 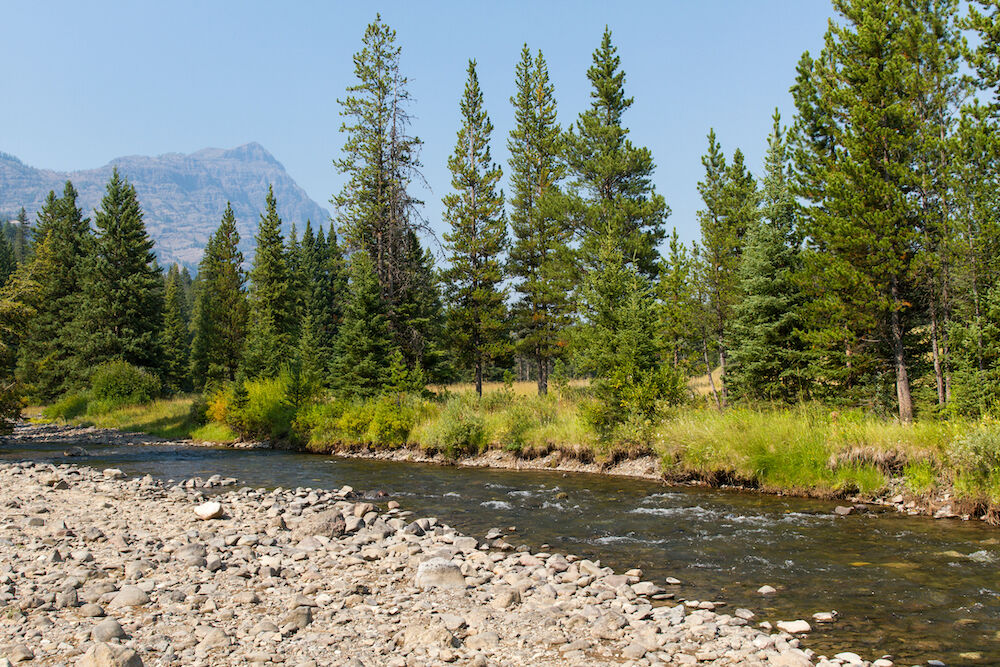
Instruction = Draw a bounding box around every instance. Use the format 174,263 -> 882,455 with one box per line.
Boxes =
2,439 -> 997,665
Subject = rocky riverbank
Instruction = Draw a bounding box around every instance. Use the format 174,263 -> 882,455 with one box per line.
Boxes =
0,455 -> 889,665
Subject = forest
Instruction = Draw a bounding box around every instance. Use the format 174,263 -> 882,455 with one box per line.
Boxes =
5,0 -> 1000,506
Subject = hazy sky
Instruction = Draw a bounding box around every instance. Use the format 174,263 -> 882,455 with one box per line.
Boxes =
3,1 -> 833,249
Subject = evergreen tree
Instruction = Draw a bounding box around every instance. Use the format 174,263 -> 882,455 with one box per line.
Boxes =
563,27 -> 668,279
578,233 -> 684,437
442,60 -> 510,396
242,186 -> 294,378
334,14 -> 436,364
13,207 -> 30,264
333,252 -> 396,397
508,45 -> 573,395
16,183 -> 92,399
394,230 -> 448,382
792,0 -> 936,421
189,203 -> 248,386
77,168 -> 163,373
0,231 -> 13,287
656,229 -> 697,372
161,264 -> 191,392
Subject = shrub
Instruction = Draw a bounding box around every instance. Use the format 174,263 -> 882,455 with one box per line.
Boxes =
227,376 -> 294,441
43,392 -> 90,420
88,360 -> 161,412
904,460 -> 938,495
950,425 -> 1000,502
423,397 -> 486,458
365,395 -> 418,445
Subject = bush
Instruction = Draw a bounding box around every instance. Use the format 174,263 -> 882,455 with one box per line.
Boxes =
227,376 -> 295,441
950,425 -> 1000,502
43,392 -> 90,420
89,360 -> 161,412
423,397 -> 486,458
904,460 -> 938,495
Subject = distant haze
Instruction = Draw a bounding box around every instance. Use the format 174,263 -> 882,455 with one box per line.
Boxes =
0,143 -> 330,269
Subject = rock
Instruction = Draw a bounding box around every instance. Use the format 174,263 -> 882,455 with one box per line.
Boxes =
439,613 -> 466,631
401,620 -> 457,648
834,505 -> 853,516
414,557 -> 465,590
64,446 -> 89,457
281,606 -> 313,631
769,651 -> 812,667
622,643 -> 647,660
665,576 -> 681,585
873,659 -> 894,667
631,581 -> 661,596
466,631 -> 501,650
251,620 -> 280,635
492,585 -> 521,609
194,501 -> 223,520
102,468 -> 125,479
812,611 -> 838,623
77,642 -> 143,667
834,652 -> 864,664
108,585 -> 150,608
294,510 -> 345,538
757,584 -> 777,595
80,603 -> 106,617
196,627 -> 231,650
7,646 -> 32,663
92,618 -> 127,641
776,619 -> 811,634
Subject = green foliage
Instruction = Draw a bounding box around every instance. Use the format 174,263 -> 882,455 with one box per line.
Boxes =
904,460 -> 939,495
87,360 -> 161,414
333,252 -> 396,398
442,60 -> 510,396
294,394 -> 422,448
563,27 -> 668,280
160,264 -> 191,393
189,203 -> 248,386
43,392 -> 89,420
226,375 -> 295,441
242,187 -> 294,378
422,396 -> 487,458
76,169 -> 164,376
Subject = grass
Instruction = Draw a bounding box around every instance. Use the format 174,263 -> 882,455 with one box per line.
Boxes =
33,381 -> 998,506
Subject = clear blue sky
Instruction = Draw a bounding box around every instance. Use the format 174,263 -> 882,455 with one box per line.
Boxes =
3,1 -> 833,250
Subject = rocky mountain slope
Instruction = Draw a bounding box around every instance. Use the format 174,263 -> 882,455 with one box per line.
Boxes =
0,143 -> 329,268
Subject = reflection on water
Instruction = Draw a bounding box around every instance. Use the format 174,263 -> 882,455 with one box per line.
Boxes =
2,440 -> 997,664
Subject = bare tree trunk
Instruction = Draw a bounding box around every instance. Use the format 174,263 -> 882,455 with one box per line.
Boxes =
702,336 -> 721,411
475,360 -> 483,398
891,279 -> 913,423
717,345 -> 727,409
930,295 -> 945,406
537,353 -> 548,396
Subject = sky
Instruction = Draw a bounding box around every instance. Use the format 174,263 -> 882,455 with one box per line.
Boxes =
2,1 -> 834,251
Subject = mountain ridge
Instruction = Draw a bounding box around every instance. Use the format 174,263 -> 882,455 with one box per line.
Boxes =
0,143 -> 330,268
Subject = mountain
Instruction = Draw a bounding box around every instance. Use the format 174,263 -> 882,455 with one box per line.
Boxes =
0,143 -> 330,268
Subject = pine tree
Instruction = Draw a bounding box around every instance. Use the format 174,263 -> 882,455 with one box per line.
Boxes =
508,45 -> 573,395
0,231 -> 13,287
563,27 -> 668,279
242,186 -> 293,378
16,183 -> 92,399
334,14 -> 436,363
656,228 -> 697,372
161,264 -> 191,392
333,252 -> 396,398
13,207 -> 30,264
792,0 -> 935,421
394,230 -> 448,382
189,203 -> 248,386
77,168 -> 163,373
442,60 -> 510,397
578,233 -> 684,437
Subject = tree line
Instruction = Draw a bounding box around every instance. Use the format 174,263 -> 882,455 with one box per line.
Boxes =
5,1 -> 1000,432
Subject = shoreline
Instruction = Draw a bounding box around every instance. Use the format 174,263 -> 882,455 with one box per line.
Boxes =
0,435 -> 882,667
11,420 -> 979,526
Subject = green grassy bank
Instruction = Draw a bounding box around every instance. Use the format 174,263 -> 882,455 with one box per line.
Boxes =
35,381 -> 1000,516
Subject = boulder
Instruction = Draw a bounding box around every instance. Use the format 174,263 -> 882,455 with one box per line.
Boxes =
108,585 -> 150,609
91,618 -> 127,642
77,642 -> 143,667
776,619 -> 811,634
414,557 -> 466,590
194,501 -> 223,520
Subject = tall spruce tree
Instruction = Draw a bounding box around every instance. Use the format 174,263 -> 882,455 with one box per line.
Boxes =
77,169 -> 163,373
563,27 -> 668,279
792,0 -> 932,421
508,45 -> 573,395
442,60 -> 510,396
334,15 -> 437,369
657,228 -> 697,372
161,264 -> 191,392
242,186 -> 294,378
333,252 -> 396,397
189,203 -> 248,386
727,113 -> 804,403
0,231 -> 13,287
16,183 -> 92,399
13,207 -> 30,264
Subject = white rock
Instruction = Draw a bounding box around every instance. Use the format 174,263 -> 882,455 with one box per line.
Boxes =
414,557 -> 466,590
776,619 -> 811,634
757,584 -> 777,595
835,652 -> 864,664
873,659 -> 894,667
194,501 -> 223,520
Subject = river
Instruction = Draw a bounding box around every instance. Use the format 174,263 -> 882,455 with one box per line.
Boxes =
2,437 -> 996,665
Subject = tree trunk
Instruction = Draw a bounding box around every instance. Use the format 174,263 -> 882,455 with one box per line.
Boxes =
930,296 -> 945,406
702,336 -> 722,411
717,345 -> 727,409
475,360 -> 483,397
537,353 -> 548,396
891,280 -> 913,423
